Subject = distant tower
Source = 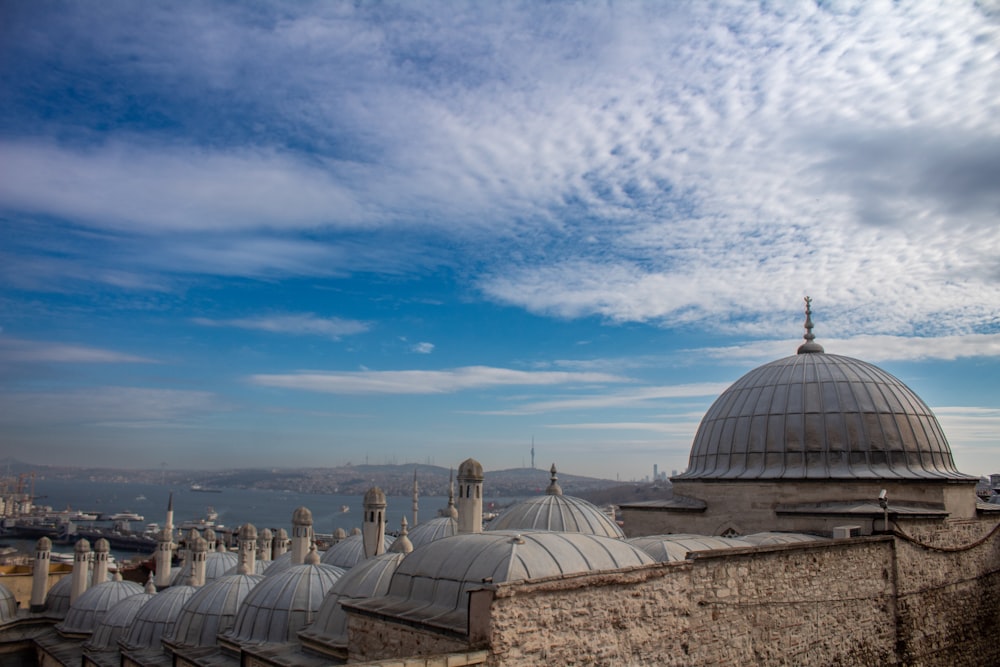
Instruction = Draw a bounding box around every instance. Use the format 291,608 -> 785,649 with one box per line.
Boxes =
457,458 -> 484,534
30,536 -> 51,612
164,492 -> 174,540
70,538 -> 92,605
412,469 -> 419,527
654,464 -> 658,481
155,525 -> 174,589
531,437 -> 535,470
239,523 -> 258,575
363,487 -> 387,559
291,507 -> 313,565
92,538 -> 110,587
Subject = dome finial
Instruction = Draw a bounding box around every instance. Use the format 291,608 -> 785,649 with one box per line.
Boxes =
797,296 -> 825,354
546,463 -> 562,496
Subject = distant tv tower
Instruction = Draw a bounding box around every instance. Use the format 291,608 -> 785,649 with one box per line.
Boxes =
531,437 -> 535,469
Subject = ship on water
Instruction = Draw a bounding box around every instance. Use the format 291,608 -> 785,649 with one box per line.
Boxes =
189,483 -> 222,493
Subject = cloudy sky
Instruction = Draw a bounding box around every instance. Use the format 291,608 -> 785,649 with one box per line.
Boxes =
1,1 -> 998,481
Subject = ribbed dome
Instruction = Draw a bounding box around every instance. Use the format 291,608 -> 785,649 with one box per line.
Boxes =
0,583 -> 17,623
677,352 -> 972,481
458,458 -> 484,480
120,585 -> 196,650
353,531 -> 653,632
320,533 -> 394,570
225,559 -> 344,644
408,516 -> 457,548
487,495 -> 624,538
167,573 -> 264,648
44,576 -> 73,618
627,535 -> 754,562
170,550 -> 238,585
57,578 -> 144,634
299,552 -> 405,648
83,592 -> 155,651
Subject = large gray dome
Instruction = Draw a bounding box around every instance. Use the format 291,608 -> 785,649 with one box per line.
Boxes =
57,578 -> 144,635
83,591 -> 155,651
677,351 -> 971,481
166,573 -> 264,648
119,585 -> 196,650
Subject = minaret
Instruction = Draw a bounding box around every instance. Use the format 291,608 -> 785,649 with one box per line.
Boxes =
331,527 -> 347,546
362,487 -> 387,559
70,538 -> 92,605
164,492 -> 174,540
412,469 -> 419,527
154,525 -> 174,589
447,469 -> 458,520
257,528 -> 273,563
92,538 -> 110,586
190,535 -> 208,587
203,527 -> 218,552
389,516 -> 413,554
291,507 -> 313,565
273,528 -> 289,557
238,523 -> 258,575
30,536 -> 51,612
457,458 -> 484,534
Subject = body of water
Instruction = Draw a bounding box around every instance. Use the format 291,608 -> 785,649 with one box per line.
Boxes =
3,478 -> 517,561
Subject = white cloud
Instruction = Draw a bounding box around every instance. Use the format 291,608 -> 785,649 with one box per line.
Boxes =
192,314 -> 370,339
248,365 -> 629,395
0,337 -> 154,364
473,384 -> 728,415
411,342 -> 435,354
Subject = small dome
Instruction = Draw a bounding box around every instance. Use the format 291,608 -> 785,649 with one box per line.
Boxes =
355,532 -> 653,631
119,585 -> 196,650
364,487 -> 387,507
0,583 -> 17,623
166,573 -> 264,648
487,494 -> 624,539
44,576 -> 73,618
408,516 -> 457,548
36,536 -> 52,551
74,538 -> 91,553
170,550 -> 239,586
57,578 -> 144,634
224,561 -> 345,644
83,592 -> 155,651
458,458 -> 484,481
239,523 -> 257,541
333,527 -> 347,540
93,538 -> 110,553
627,535 -> 754,562
292,506 -> 314,526
320,533 -> 394,570
299,552 -> 405,649
388,518 -> 413,554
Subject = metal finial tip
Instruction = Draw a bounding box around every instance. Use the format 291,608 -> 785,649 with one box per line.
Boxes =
797,296 -> 825,354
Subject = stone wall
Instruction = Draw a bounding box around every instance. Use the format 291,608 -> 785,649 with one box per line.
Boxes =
348,611 -> 470,663
487,538 -> 897,666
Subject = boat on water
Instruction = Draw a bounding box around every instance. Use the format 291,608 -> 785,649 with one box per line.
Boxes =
340,505 -> 350,513
178,506 -> 221,531
106,511 -> 144,522
190,484 -> 222,493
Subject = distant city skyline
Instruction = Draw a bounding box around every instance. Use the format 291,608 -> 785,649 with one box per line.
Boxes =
1,2 -> 998,480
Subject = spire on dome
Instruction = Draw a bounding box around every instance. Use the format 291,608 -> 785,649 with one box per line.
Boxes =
797,296 -> 825,354
546,463 -> 563,496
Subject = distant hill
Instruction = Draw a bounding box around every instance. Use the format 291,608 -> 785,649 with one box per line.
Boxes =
1,460 -> 623,498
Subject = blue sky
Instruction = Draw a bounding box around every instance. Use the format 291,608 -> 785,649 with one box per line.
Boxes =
1,1 -> 998,481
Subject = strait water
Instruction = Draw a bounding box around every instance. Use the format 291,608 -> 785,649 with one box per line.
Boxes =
2,478 -> 516,560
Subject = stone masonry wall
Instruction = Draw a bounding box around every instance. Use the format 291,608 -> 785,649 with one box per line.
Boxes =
348,612 -> 469,663
893,518 -> 1000,666
487,539 -> 897,666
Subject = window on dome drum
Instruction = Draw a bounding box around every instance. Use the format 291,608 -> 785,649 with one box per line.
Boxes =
720,528 -> 740,538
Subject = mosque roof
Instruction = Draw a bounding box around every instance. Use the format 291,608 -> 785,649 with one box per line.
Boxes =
56,578 -> 144,635
166,573 -> 264,648
407,516 -> 458,548
224,553 -> 345,644
224,559 -> 271,576
83,592 -> 155,652
264,551 -> 294,576
0,583 -> 17,624
170,550 -> 239,585
319,533 -> 394,569
676,299 -> 974,482
43,576 -> 73,618
299,551 -> 405,649
740,532 -> 826,546
627,535 -> 755,562
352,531 -> 654,633
486,465 -> 624,538
119,585 -> 196,651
